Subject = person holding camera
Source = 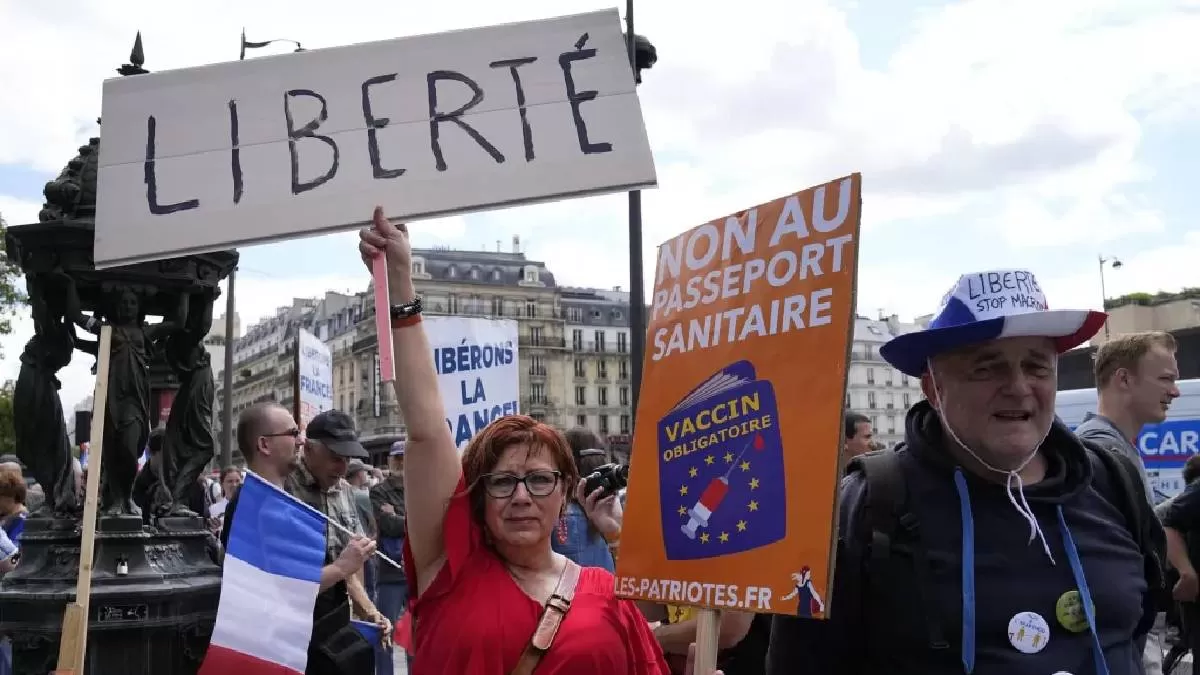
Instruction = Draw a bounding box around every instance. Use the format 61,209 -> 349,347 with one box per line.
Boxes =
361,207 -> 667,674
552,428 -> 624,571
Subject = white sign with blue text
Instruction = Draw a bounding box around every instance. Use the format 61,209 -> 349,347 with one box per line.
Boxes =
426,316 -> 520,450
297,328 -> 334,429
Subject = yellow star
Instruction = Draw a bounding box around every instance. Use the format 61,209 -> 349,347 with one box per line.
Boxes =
678,505 -> 687,516
679,484 -> 689,496
748,500 -> 759,511
700,532 -> 710,544
737,520 -> 748,532
749,478 -> 760,490
739,460 -> 751,472
723,452 -> 734,463
704,455 -> 715,465
719,532 -> 730,543
688,466 -> 698,478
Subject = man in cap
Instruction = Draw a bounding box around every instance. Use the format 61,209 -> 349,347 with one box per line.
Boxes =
767,269 -> 1164,675
371,441 -> 411,674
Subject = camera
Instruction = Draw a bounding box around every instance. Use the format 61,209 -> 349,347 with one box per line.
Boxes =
583,463 -> 630,500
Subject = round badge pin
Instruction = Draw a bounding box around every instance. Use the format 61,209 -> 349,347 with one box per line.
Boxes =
1007,611 -> 1051,654
1056,590 -> 1089,633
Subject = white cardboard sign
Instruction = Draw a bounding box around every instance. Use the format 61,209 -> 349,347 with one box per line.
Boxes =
95,9 -> 657,268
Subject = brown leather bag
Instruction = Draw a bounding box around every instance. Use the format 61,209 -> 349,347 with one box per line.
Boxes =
510,560 -> 582,675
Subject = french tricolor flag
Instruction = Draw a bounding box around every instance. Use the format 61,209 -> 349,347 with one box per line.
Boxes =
198,472 -> 326,674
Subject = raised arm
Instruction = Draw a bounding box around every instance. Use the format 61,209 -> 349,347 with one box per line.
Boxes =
147,292 -> 190,343
58,274 -> 97,335
359,206 -> 459,588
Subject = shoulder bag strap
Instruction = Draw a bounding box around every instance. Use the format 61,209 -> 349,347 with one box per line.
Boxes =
510,560 -> 582,675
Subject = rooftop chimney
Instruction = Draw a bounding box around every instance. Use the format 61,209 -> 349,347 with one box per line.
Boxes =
512,235 -> 520,253
496,239 -> 501,252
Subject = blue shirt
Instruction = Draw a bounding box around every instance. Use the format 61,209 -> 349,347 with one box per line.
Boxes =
551,502 -> 615,571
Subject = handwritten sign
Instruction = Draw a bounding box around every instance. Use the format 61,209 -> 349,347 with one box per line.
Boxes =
296,328 -> 333,429
425,316 -> 520,450
615,174 -> 862,618
94,9 -> 657,268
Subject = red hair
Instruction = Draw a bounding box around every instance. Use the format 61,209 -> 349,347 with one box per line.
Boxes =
0,467 -> 26,505
461,415 -> 578,527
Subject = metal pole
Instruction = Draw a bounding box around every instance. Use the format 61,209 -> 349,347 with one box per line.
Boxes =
1098,256 -> 1110,339
626,0 -> 646,427
221,268 -> 236,467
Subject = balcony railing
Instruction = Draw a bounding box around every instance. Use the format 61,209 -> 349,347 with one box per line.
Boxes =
519,336 -> 567,349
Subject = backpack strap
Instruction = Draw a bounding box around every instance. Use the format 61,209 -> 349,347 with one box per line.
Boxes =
1087,443 -> 1167,631
851,450 -> 949,651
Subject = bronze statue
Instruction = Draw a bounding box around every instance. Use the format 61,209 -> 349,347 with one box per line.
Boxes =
13,271 -> 79,516
157,286 -> 219,517
61,275 -> 187,516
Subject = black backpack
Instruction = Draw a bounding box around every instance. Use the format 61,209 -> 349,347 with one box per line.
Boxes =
850,444 -> 1166,647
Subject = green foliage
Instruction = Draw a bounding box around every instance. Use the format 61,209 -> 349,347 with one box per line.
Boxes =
0,380 -> 14,455
0,212 -> 27,353
1106,288 -> 1200,310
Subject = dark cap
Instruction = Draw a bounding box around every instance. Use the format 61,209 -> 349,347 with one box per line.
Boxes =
305,410 -> 368,459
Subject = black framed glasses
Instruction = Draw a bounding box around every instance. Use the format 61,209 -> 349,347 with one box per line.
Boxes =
480,470 -> 562,498
263,428 -> 302,439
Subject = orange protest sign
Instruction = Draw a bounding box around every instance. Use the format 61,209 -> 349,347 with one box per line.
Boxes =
615,173 -> 862,619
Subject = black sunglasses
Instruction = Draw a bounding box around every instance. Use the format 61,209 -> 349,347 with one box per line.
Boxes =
263,428 -> 302,439
480,470 -> 562,498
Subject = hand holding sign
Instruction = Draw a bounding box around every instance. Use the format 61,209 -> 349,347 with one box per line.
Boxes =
359,206 -> 413,298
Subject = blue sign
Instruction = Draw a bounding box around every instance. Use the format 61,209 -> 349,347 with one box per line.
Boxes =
1138,419 -> 1200,469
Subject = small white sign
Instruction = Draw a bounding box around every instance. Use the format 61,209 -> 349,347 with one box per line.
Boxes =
95,9 -> 657,268
296,328 -> 334,429
425,316 -> 521,450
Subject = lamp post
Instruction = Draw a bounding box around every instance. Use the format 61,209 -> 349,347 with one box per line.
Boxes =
625,0 -> 657,427
217,32 -> 305,468
1099,254 -> 1123,339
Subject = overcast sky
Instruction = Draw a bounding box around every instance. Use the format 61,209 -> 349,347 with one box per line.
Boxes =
1,0 -> 1199,413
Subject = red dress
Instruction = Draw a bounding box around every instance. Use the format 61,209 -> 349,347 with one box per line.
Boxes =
398,476 -> 669,675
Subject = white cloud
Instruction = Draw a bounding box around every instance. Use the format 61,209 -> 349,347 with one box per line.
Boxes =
1,0 -> 1199,411
0,196 -> 42,227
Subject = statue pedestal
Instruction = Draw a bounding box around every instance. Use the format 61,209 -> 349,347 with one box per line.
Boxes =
0,515 -> 221,674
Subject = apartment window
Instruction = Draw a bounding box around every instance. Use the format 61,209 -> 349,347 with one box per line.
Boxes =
617,332 -> 628,353
448,294 -> 460,314
569,307 -> 583,322
531,354 -> 544,374
575,386 -> 587,405
620,414 -> 631,434
572,329 -> 584,350
599,415 -> 610,434
530,326 -> 543,344
526,300 -> 537,317
885,368 -> 894,386
576,414 -> 587,428
412,260 -> 425,276
524,268 -> 538,283
574,359 -> 586,378
531,413 -> 545,422
845,393 -> 851,408
619,359 -> 629,379
619,386 -> 629,406
903,393 -> 912,408
888,416 -> 897,435
597,360 -> 608,378
867,391 -> 876,409
531,383 -> 545,400
598,386 -> 609,406
491,296 -> 504,316
867,367 -> 875,385
886,392 -> 895,409
594,330 -> 606,351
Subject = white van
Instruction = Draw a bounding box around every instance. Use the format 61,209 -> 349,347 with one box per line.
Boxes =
1056,378 -> 1200,499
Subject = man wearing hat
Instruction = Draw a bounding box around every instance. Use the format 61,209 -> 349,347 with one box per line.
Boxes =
371,441 -> 410,673
767,270 -> 1164,675
288,409 -> 391,675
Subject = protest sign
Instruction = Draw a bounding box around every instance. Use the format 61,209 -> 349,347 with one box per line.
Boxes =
294,328 -> 334,429
93,9 -> 657,268
615,174 -> 862,619
425,316 -> 521,449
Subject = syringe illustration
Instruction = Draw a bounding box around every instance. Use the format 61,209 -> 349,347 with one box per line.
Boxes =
681,435 -> 760,540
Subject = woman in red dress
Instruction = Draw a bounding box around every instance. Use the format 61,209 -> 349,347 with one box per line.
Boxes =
359,207 -> 671,675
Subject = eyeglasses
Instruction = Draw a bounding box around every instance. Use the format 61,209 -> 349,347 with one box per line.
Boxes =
480,470 -> 562,498
263,429 -> 302,439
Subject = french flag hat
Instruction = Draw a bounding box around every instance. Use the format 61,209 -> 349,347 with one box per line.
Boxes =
879,269 -> 1108,378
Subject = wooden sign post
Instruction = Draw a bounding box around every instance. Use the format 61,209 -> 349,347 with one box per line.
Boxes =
54,325 -> 113,675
